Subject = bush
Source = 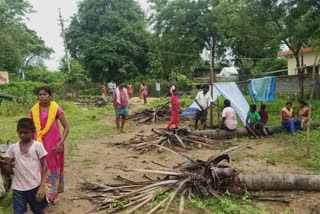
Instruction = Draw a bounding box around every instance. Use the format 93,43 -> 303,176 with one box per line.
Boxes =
24,67 -> 66,84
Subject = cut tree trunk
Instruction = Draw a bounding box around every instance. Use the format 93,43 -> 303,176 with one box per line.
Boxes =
240,174 -> 320,191
195,123 -> 320,139
0,93 -> 18,100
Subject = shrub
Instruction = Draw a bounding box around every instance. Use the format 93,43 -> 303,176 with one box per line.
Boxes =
24,67 -> 66,84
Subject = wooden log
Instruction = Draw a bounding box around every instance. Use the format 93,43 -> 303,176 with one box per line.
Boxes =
194,123 -> 320,139
240,174 -> 320,191
0,93 -> 18,100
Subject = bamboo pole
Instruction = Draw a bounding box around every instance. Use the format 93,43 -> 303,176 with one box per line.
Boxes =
209,36 -> 215,128
306,48 -> 319,158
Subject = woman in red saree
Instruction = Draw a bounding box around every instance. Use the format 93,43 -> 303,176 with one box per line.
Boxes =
29,86 -> 69,203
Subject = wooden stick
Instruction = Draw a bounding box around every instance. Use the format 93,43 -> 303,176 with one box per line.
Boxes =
146,197 -> 169,214
122,168 -> 183,176
164,178 -> 189,213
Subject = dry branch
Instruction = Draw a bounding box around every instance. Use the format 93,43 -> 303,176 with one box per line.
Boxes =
115,128 -> 234,153
128,104 -> 172,124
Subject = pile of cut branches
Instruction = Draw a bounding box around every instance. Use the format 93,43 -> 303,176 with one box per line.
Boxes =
115,128 -> 232,153
128,104 -> 171,124
78,148 -> 245,213
94,97 -> 109,107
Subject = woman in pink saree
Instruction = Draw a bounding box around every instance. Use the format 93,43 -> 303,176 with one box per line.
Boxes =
29,86 -> 69,203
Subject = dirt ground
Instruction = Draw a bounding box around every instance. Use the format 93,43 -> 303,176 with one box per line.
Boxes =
45,98 -> 320,214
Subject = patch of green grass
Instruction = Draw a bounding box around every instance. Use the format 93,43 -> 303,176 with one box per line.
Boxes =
283,128 -> 320,171
246,153 -> 259,159
0,190 -> 13,214
261,153 -> 281,165
113,161 -> 127,169
158,155 -> 167,161
81,159 -> 100,168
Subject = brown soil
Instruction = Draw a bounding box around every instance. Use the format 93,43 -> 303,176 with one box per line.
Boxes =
45,98 -> 320,214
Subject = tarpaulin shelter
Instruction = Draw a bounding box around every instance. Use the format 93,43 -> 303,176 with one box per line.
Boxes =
180,82 -> 249,126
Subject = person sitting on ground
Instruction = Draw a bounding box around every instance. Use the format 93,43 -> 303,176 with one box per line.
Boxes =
142,83 -> 148,104
195,85 -> 212,130
281,101 -> 302,134
216,99 -> 237,132
246,104 -> 264,139
127,83 -> 133,98
5,118 -> 48,214
113,81 -> 129,133
167,89 -> 181,129
297,100 -> 310,129
258,104 -> 269,136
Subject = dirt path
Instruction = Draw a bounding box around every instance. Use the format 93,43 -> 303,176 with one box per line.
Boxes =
46,99 -> 320,214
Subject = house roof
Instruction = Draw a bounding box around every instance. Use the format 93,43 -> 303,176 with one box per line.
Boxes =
278,47 -> 315,56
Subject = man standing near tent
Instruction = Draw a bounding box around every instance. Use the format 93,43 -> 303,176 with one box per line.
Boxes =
195,85 -> 213,130
112,81 -> 129,133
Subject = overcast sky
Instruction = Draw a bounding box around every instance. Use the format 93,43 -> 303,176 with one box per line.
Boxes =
26,0 -> 149,71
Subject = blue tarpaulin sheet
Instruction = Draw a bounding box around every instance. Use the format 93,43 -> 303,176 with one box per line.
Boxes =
248,76 -> 277,104
180,82 -> 249,126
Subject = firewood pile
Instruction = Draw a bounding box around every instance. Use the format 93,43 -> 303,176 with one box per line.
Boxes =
78,151 -> 246,213
115,128 -> 233,153
128,104 -> 171,124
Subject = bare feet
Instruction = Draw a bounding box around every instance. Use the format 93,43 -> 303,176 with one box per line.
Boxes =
51,196 -> 61,205
119,130 -> 126,134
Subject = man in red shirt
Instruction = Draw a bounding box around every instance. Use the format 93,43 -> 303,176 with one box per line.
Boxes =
167,89 -> 181,128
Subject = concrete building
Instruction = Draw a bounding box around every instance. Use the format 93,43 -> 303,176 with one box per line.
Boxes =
0,71 -> 9,85
278,47 -> 320,75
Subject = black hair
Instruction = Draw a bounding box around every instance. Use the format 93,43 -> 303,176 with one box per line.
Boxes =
203,85 -> 209,90
286,101 -> 292,106
261,104 -> 266,110
17,118 -> 35,131
36,86 -> 52,96
224,99 -> 231,107
172,89 -> 177,93
299,100 -> 307,106
250,104 -> 257,111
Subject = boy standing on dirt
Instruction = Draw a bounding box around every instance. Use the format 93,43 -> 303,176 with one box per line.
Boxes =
167,89 -> 181,129
5,118 -> 48,214
113,81 -> 129,133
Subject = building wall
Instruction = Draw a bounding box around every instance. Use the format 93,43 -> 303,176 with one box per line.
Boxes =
0,71 -> 9,85
288,51 -> 320,75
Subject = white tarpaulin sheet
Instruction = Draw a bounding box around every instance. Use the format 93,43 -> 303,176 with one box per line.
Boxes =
181,82 -> 249,126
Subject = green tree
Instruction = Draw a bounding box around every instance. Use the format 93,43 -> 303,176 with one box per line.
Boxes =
0,0 -> 53,73
66,0 -> 149,82
148,0 -> 223,79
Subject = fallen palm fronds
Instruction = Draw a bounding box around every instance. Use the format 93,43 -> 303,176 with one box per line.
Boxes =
115,128 -> 234,153
78,152 -> 244,213
128,105 -> 171,124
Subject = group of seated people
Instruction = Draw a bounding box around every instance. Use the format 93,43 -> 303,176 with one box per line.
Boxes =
216,99 -> 309,138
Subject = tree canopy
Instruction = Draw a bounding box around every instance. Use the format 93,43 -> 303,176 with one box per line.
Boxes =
66,0 -> 149,82
0,0 -> 53,73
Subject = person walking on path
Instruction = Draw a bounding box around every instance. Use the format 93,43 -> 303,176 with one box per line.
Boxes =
246,104 -> 264,139
127,83 -> 133,98
29,86 -> 69,204
101,84 -> 107,98
195,85 -> 212,130
167,89 -> 181,129
155,80 -> 161,97
113,81 -> 129,133
139,82 -> 143,99
108,81 -> 116,95
142,83 -> 148,104
216,99 -> 237,132
281,101 -> 302,133
5,118 -> 48,214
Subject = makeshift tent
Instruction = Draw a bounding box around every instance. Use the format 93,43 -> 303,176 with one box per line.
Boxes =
248,76 -> 277,104
180,82 -> 249,126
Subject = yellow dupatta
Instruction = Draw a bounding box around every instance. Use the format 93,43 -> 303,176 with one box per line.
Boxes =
281,107 -> 293,121
31,101 -> 59,143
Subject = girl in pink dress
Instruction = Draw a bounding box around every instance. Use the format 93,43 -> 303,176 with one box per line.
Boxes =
29,86 -> 69,203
